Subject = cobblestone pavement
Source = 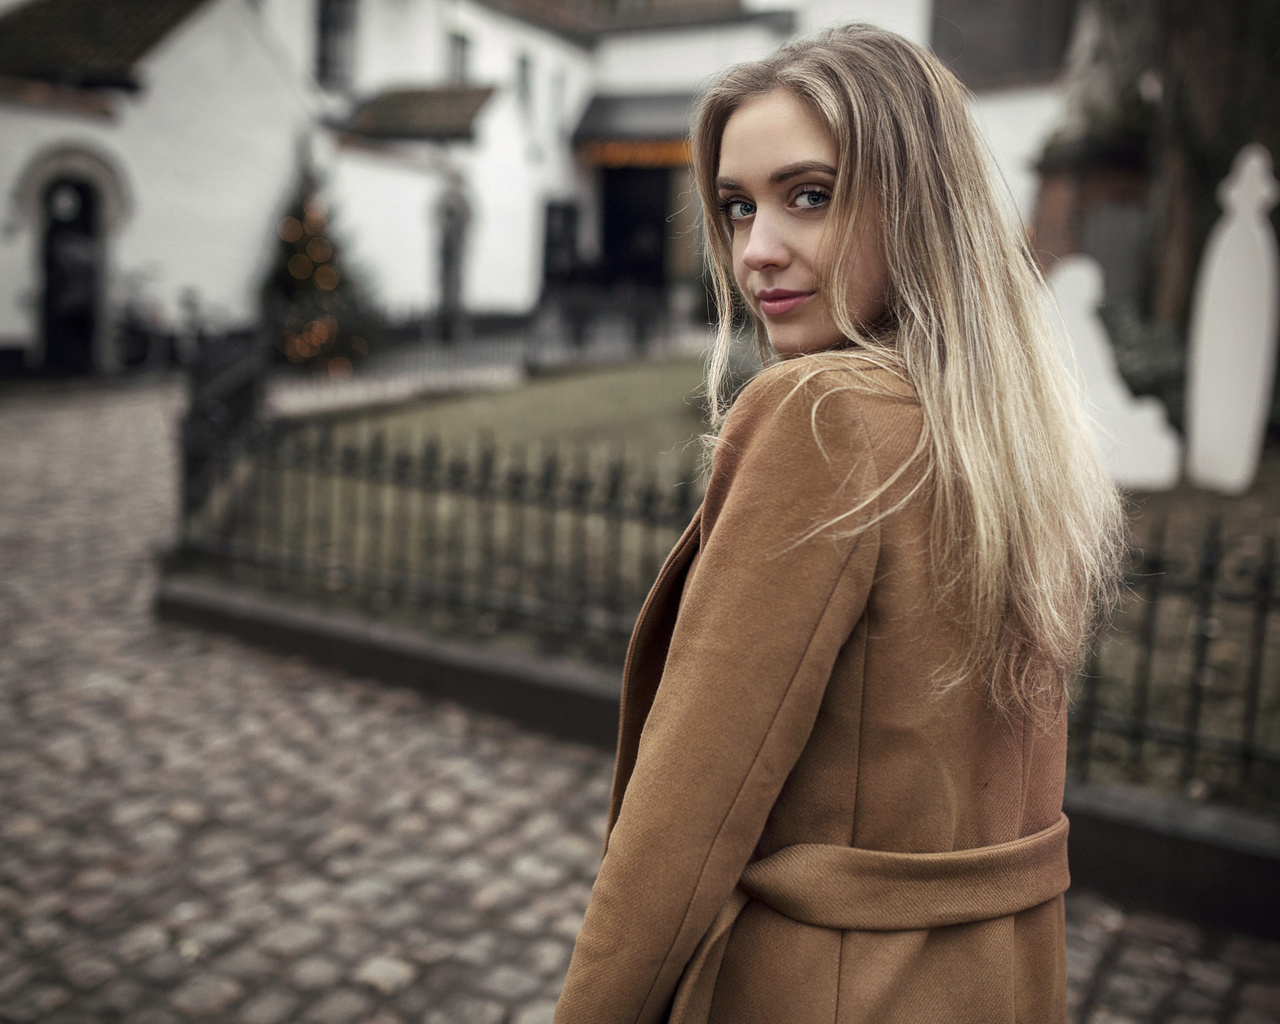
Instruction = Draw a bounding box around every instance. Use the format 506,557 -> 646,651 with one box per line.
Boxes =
1,376 -> 1278,1024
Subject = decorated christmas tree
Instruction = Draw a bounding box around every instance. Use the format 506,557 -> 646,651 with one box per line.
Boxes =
260,172 -> 382,378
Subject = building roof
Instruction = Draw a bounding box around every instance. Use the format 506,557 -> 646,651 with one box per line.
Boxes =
0,0 -> 210,90
575,93 -> 692,142
471,0 -> 791,41
343,87 -> 496,142
472,0 -> 601,38
601,4 -> 794,36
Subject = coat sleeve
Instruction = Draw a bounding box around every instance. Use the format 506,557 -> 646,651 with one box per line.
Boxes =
555,364 -> 885,1024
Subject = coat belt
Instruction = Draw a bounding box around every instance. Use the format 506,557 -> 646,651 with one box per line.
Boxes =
740,810 -> 1070,930
669,814 -> 1070,1023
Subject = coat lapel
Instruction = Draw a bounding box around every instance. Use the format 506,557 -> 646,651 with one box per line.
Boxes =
605,509 -> 702,841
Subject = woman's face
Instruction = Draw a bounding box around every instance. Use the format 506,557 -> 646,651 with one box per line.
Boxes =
716,89 -> 887,356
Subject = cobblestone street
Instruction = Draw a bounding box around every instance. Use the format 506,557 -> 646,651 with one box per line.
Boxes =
1,376 -> 1278,1024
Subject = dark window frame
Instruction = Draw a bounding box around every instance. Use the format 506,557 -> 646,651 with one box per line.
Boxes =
316,0 -> 356,92
448,32 -> 470,84
517,51 -> 533,115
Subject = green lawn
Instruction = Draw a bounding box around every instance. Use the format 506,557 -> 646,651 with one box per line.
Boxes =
326,356 -> 711,473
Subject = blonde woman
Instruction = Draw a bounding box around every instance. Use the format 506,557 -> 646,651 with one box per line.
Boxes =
555,24 -> 1125,1024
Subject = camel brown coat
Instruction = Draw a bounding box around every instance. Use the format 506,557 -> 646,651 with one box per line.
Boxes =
554,359 -> 1071,1024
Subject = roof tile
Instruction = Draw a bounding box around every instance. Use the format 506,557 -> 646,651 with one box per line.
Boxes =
343,86 -> 495,141
0,0 -> 210,88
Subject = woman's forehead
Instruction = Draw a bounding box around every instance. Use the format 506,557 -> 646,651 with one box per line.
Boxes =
716,90 -> 837,186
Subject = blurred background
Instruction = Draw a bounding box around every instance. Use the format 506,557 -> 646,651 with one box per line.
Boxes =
2,0 -> 1274,395
1,1 -> 1279,1023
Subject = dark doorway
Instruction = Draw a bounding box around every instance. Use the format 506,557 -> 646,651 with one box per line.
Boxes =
601,166 -> 670,288
543,201 -> 579,287
41,178 -> 101,374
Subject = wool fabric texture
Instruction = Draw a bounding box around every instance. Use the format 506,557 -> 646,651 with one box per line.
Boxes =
554,358 -> 1071,1024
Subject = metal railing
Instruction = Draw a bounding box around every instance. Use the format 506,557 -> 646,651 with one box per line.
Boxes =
1072,517 -> 1279,810
173,417 -> 1280,812
177,419 -> 702,666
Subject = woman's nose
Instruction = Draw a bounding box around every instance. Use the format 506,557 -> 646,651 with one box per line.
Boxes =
740,211 -> 790,271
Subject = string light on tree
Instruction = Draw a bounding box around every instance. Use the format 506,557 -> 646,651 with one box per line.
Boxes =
260,175 -> 380,375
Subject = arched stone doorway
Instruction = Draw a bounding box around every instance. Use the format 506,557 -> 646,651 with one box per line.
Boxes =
41,178 -> 101,374
12,145 -> 130,373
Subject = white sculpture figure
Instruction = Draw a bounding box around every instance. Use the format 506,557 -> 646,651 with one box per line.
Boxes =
1185,143 -> 1280,494
1049,255 -> 1182,490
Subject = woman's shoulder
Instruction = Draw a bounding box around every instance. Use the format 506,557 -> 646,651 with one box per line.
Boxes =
727,353 -> 919,435
708,353 -> 923,494
702,354 -> 925,535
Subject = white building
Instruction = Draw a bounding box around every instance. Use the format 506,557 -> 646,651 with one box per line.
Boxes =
0,0 -> 1077,372
0,0 -> 317,371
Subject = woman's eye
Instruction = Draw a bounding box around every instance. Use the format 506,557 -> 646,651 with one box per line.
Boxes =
720,198 -> 754,222
794,188 -> 830,210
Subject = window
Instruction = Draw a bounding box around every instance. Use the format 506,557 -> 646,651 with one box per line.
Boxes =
517,52 -> 533,116
550,67 -> 566,136
448,32 -> 470,84
931,0 -> 1080,89
316,0 -> 356,91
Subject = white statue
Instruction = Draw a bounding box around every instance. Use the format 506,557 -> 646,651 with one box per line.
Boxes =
1049,254 -> 1182,490
1185,143 -> 1280,494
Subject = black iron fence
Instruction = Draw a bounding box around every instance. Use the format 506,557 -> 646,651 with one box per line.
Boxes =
1072,517 -> 1279,811
176,419 -> 702,667
172,419 -> 1280,813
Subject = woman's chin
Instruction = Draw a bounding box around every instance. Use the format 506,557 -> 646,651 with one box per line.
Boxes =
768,332 -> 845,357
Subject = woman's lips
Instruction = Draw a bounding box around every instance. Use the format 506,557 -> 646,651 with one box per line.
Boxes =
757,290 -> 814,317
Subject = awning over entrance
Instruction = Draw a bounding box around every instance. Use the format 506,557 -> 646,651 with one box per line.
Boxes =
342,86 -> 495,142
574,93 -> 693,167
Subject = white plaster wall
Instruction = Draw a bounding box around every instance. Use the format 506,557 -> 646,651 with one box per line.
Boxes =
329,0 -> 595,317
447,0 -> 595,183
743,0 -> 931,45
351,0 -> 445,94
459,158 -> 543,311
257,0 -> 317,82
970,85 -> 1066,225
328,133 -> 541,321
118,0 -> 315,326
0,0 -> 315,349
459,4 -> 594,311
593,22 -> 789,94
326,146 -> 444,319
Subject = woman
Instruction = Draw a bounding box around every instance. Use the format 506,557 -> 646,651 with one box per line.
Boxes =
555,24 -> 1124,1024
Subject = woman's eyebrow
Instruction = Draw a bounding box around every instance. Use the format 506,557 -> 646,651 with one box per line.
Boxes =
770,160 -> 837,183
714,161 -> 838,192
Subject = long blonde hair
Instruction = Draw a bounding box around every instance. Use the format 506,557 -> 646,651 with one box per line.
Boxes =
691,24 -> 1126,719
